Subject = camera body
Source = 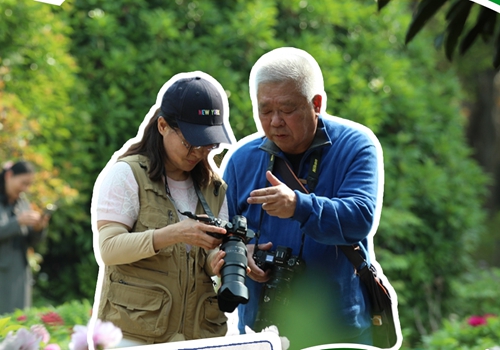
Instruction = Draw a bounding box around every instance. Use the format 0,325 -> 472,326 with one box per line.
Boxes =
179,211 -> 254,313
253,246 -> 304,331
204,215 -> 248,240
253,245 -> 301,273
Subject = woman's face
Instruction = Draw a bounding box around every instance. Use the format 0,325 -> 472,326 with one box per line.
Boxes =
158,117 -> 210,179
5,171 -> 34,203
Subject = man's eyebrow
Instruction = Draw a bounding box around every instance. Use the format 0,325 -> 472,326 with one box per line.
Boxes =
258,100 -> 297,108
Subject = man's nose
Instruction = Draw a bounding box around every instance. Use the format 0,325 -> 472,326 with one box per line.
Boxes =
270,112 -> 284,127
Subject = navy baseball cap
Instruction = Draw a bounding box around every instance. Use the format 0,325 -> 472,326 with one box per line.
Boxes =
160,76 -> 232,146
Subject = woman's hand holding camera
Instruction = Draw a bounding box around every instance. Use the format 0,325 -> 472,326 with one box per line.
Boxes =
172,218 -> 227,251
17,210 -> 50,231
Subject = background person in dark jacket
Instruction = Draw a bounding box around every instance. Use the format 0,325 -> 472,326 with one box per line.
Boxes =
0,160 -> 50,315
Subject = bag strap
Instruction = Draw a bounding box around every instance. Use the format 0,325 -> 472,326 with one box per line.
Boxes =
273,154 -> 396,335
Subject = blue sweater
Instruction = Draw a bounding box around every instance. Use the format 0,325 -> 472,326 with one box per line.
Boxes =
222,115 -> 383,342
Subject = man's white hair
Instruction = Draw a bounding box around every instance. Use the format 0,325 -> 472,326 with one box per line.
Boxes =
249,47 -> 327,114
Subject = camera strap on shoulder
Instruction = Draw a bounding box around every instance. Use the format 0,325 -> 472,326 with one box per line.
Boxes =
163,168 -> 214,218
267,150 -> 322,193
193,181 -> 215,218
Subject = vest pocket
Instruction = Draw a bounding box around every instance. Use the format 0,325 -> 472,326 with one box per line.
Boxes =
138,207 -> 169,229
194,292 -> 228,338
106,280 -> 172,337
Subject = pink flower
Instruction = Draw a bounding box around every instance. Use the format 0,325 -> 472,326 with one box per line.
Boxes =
91,319 -> 122,349
40,312 -> 64,326
31,324 -> 50,344
17,315 -> 27,322
69,325 -> 89,350
468,313 -> 497,327
69,319 -> 122,350
45,344 -> 62,350
0,328 -> 41,350
468,315 -> 487,326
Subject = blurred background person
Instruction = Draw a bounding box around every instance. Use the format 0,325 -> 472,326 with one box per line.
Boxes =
0,160 -> 50,315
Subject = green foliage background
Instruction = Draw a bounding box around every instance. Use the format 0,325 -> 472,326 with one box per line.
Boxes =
0,0 -> 493,347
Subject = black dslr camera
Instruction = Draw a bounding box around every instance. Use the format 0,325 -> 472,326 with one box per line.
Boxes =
180,211 -> 254,313
252,246 -> 304,331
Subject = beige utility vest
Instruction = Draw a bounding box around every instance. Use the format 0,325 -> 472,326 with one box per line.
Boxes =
98,155 -> 228,343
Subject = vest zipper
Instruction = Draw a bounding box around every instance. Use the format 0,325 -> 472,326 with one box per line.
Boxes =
118,279 -> 144,287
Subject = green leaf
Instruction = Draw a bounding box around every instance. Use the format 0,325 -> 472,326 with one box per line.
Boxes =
0,317 -> 11,337
377,0 -> 392,11
459,22 -> 481,55
0,317 -> 10,329
444,0 -> 473,60
493,30 -> 500,69
405,0 -> 448,44
1,325 -> 23,337
481,9 -> 497,42
458,5 -> 496,55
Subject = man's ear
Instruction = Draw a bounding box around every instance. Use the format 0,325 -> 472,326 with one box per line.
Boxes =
312,94 -> 322,113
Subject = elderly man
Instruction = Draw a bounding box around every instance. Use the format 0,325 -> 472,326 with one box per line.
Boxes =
217,47 -> 385,348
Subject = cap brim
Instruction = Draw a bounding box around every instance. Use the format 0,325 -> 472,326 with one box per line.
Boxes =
177,120 -> 233,147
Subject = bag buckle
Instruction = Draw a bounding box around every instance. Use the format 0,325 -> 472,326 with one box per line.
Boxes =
372,315 -> 383,326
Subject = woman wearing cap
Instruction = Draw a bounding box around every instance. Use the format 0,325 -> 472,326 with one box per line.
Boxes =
93,72 -> 236,346
0,160 -> 50,314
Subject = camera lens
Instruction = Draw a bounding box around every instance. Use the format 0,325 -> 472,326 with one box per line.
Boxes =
217,236 -> 249,312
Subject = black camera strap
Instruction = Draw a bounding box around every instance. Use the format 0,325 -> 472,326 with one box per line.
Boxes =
163,169 -> 214,218
267,149 -> 322,193
254,150 -> 322,259
194,182 -> 215,218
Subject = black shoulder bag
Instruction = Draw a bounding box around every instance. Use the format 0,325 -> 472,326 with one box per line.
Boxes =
270,153 -> 398,349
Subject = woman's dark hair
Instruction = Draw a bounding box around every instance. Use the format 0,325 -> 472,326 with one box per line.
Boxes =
0,161 -> 35,203
119,108 -> 219,188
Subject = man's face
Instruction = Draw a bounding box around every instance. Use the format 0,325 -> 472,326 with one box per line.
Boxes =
257,80 -> 320,154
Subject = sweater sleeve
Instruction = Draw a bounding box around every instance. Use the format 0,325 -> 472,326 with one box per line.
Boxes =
98,222 -> 157,265
293,143 -> 381,245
